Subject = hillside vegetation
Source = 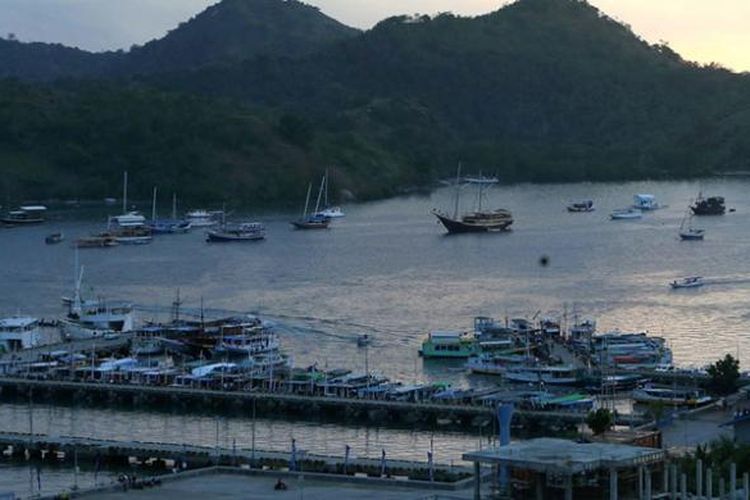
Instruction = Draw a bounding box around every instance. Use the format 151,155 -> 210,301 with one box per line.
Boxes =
1,0 -> 750,205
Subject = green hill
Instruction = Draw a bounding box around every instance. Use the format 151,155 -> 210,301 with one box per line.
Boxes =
2,0 -> 750,204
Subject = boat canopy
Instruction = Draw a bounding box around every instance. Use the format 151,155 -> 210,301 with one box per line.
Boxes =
0,317 -> 39,330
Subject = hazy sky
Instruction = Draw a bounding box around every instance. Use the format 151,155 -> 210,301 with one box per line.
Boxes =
1,0 -> 748,72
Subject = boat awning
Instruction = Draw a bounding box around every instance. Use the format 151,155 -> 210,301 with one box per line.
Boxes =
19,205 -> 47,212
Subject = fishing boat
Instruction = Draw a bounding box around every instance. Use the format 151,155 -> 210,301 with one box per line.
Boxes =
148,190 -> 192,234
213,332 -> 280,358
504,364 -> 581,386
313,169 -> 346,219
678,212 -> 705,240
670,276 -> 704,289
291,179 -> 331,230
566,200 -> 594,212
206,222 -> 265,242
75,235 -> 119,248
186,209 -> 222,227
691,194 -> 725,215
590,332 -> 672,369
632,194 -> 662,211
0,316 -> 42,353
466,352 -> 529,375
1,205 -> 47,225
609,208 -> 642,220
632,384 -> 712,407
45,232 -> 64,244
432,164 -> 513,234
419,331 -> 479,359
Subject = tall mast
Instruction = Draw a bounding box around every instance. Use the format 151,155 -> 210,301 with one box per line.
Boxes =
314,176 -> 325,213
324,169 -> 329,208
122,171 -> 128,213
453,162 -> 462,220
172,193 -> 177,220
151,187 -> 157,221
302,183 -> 312,217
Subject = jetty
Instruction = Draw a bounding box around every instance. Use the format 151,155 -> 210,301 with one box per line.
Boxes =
0,377 -> 648,427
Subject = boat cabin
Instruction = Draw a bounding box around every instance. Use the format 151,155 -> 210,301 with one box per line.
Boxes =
0,316 -> 41,352
633,194 -> 659,210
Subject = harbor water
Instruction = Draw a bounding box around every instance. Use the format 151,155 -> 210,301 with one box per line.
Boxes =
1,179 -> 749,492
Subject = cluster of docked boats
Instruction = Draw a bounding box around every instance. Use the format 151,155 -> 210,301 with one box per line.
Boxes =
422,315 -> 675,386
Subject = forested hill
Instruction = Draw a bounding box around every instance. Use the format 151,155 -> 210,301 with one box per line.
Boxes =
1,0 -> 750,205
151,0 -> 750,181
0,0 -> 359,80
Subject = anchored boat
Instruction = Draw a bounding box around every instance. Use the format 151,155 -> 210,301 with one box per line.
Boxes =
1,205 -> 47,225
609,208 -> 642,220
691,194 -> 725,215
206,222 -> 265,242
291,178 -> 331,230
566,200 -> 594,212
432,164 -> 513,234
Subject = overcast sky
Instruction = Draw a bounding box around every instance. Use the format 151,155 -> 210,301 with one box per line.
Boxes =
1,0 -> 748,72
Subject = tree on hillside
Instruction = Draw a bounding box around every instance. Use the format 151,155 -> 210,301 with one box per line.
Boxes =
706,354 -> 740,396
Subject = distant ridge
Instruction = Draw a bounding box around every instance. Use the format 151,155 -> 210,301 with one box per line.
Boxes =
0,0 -> 359,80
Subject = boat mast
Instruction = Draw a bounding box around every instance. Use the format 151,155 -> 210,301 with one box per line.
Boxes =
324,169 -> 329,208
453,162 -> 462,220
302,183 -> 312,217
172,193 -> 177,220
151,187 -> 158,221
314,176 -> 325,214
122,171 -> 128,214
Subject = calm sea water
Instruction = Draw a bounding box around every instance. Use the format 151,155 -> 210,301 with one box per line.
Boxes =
1,179 -> 749,493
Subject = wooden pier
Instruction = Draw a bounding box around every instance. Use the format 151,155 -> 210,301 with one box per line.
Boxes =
0,377 -> 648,427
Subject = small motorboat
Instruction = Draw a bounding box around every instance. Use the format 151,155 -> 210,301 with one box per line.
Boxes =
45,232 -> 64,244
206,222 -> 265,242
670,276 -> 704,289
679,227 -> 705,241
357,334 -> 372,347
75,236 -> 119,248
315,206 -> 345,219
566,200 -> 594,212
609,208 -> 642,220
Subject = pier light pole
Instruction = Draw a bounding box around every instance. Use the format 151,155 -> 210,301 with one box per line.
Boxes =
251,398 -> 256,467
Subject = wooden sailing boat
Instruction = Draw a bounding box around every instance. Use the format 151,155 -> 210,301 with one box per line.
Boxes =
432,163 -> 513,233
291,178 -> 330,230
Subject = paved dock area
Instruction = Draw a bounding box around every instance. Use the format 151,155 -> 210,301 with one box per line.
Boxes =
91,473 -> 475,500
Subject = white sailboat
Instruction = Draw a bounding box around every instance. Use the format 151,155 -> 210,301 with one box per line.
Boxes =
314,170 -> 345,219
105,171 -> 153,244
678,210 -> 704,240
